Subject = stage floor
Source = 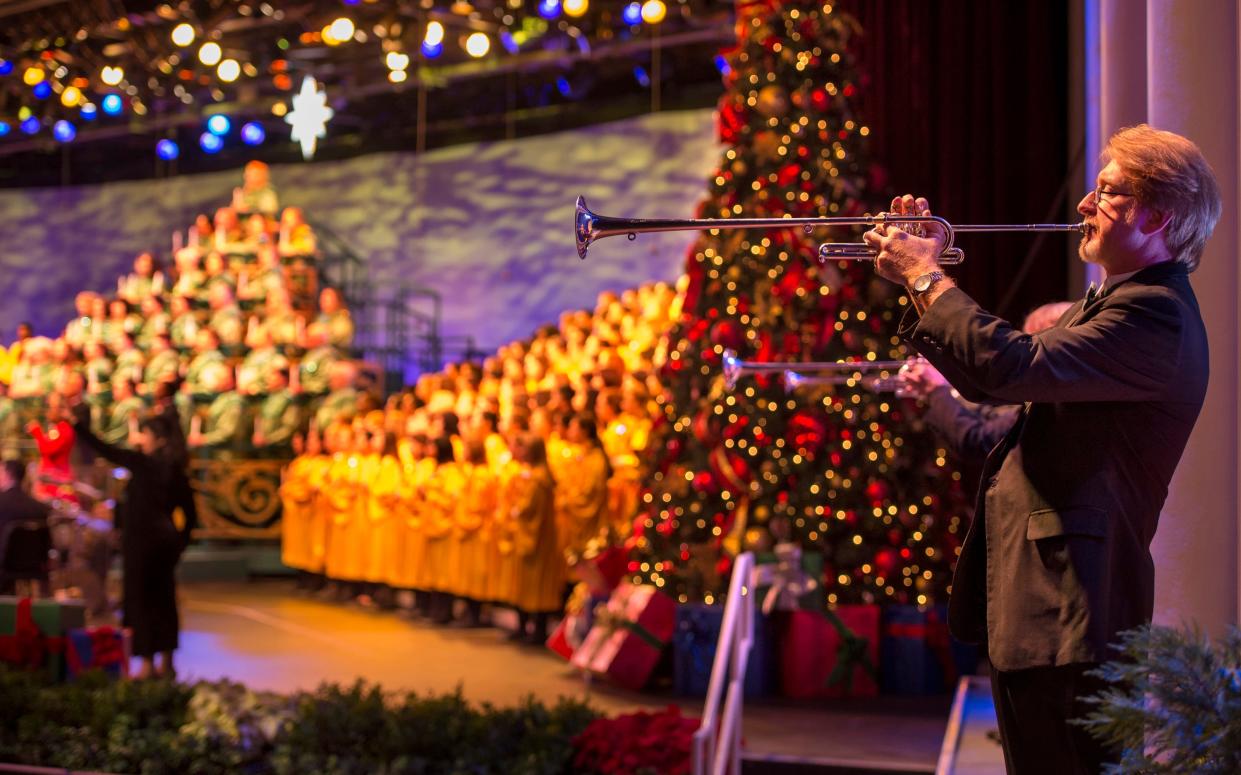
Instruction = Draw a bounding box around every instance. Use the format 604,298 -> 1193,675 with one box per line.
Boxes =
175,579 -> 956,772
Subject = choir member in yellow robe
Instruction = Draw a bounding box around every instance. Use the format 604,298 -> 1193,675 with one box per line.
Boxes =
556,413 -> 611,558
279,433 -> 317,580
322,423 -> 363,593
601,392 -> 652,539
364,431 -> 403,592
490,453 -> 523,610
304,426 -> 332,586
452,440 -> 497,626
393,435 -> 434,614
509,434 -> 564,644
422,436 -> 464,624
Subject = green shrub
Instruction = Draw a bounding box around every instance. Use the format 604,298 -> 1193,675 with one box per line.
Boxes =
0,667 -> 600,775
1078,624 -> 1241,774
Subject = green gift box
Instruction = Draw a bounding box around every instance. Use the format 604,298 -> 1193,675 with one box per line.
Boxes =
0,596 -> 87,681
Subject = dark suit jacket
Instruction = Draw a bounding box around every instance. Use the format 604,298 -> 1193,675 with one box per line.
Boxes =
903,261 -> 1208,670
922,387 -> 1021,495
0,486 -> 51,530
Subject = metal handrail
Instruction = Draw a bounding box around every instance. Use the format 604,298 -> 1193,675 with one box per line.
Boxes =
691,551 -> 756,775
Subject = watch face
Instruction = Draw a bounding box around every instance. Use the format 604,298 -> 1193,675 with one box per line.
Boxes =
914,275 -> 932,292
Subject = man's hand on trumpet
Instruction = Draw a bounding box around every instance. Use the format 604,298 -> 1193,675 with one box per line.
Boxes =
895,356 -> 949,400
863,195 -> 956,312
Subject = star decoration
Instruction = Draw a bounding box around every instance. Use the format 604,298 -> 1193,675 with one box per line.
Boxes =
285,76 -> 333,160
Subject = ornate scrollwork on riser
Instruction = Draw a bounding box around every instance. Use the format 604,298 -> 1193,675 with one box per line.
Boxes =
188,458 -> 287,539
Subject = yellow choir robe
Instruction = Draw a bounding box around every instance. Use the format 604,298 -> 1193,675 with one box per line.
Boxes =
279,453 -> 317,570
451,462 -> 498,600
364,453 -> 403,585
510,465 -> 564,614
393,457 -> 436,590
422,461 -> 465,593
603,414 -> 651,538
305,454 -> 332,574
489,459 -> 523,606
484,432 -> 511,472
323,452 -> 364,581
556,445 -> 610,558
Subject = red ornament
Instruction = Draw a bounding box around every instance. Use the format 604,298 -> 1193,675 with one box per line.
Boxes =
776,163 -> 800,187
692,411 -> 718,445
874,547 -> 900,577
710,319 -> 745,350
692,470 -> 719,495
787,409 -> 827,452
810,89 -> 829,112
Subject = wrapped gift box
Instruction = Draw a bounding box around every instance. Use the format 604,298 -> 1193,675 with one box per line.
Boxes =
672,602 -> 774,698
0,596 -> 87,681
66,626 -> 131,680
569,544 -> 629,597
778,606 -> 880,700
880,604 -> 979,695
570,583 -> 676,691
547,584 -> 610,661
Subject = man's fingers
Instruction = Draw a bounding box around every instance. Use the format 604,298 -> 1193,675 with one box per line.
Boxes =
862,230 -> 885,248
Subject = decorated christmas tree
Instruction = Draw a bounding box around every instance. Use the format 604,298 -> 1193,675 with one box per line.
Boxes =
629,0 -> 973,606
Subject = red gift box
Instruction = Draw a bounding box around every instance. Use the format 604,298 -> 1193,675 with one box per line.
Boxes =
571,544 -> 629,596
570,583 -> 676,691
66,626 -> 131,680
779,606 -> 880,699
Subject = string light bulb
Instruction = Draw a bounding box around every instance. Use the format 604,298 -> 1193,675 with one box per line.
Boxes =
23,66 -> 44,85
171,23 -> 195,47
424,21 -> 445,46
641,0 -> 666,23
217,59 -> 240,82
60,85 -> 82,107
324,17 -> 355,45
465,32 -> 491,57
564,0 -> 588,16
388,69 -> 408,83
385,51 -> 410,70
100,66 -> 124,86
198,42 -> 222,66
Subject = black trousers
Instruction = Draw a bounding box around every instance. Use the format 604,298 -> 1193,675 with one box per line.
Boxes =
990,662 -> 1118,775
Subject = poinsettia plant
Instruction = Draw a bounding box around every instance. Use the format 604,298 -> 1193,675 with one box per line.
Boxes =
572,706 -> 699,775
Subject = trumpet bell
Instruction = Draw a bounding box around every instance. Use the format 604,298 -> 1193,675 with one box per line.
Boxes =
575,196 -> 595,260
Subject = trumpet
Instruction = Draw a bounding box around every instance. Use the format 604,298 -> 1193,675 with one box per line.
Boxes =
722,349 -> 907,391
575,196 -> 1085,263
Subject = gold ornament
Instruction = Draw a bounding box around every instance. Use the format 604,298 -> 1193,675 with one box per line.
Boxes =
755,85 -> 790,119
753,130 -> 782,162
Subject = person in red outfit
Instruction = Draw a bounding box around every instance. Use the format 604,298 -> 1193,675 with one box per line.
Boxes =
26,392 -> 76,503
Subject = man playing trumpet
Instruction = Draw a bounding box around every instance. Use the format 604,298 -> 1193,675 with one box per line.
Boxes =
864,124 -> 1220,774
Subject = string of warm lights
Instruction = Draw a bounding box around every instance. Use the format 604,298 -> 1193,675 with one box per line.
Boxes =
0,0 -> 684,158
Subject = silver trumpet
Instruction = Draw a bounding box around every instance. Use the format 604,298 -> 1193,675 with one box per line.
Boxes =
722,349 -> 908,391
575,196 -> 1085,263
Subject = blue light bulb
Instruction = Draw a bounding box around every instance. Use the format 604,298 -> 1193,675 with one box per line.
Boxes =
101,94 -> 123,115
240,121 -> 265,145
199,131 -> 223,153
80,103 -> 97,120
53,120 -> 75,142
538,0 -> 561,19
0,59 -> 12,76
33,82 -> 51,99
20,117 -> 40,134
421,40 -> 442,58
206,115 -> 230,135
156,139 -> 179,160
622,2 -> 642,24
0,121 -> 10,137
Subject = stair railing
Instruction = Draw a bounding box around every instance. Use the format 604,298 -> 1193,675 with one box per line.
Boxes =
691,551 -> 756,775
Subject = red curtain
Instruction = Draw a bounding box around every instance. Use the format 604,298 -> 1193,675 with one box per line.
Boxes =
836,0 -> 1074,318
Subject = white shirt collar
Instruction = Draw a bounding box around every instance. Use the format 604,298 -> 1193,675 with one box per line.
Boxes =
1101,268 -> 1142,293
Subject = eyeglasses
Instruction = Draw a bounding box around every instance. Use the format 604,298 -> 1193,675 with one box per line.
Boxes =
1092,185 -> 1133,203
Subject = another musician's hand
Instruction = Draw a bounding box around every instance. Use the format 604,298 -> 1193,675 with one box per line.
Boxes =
864,195 -> 946,285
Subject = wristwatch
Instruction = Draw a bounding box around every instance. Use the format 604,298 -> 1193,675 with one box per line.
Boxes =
911,271 -> 945,294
